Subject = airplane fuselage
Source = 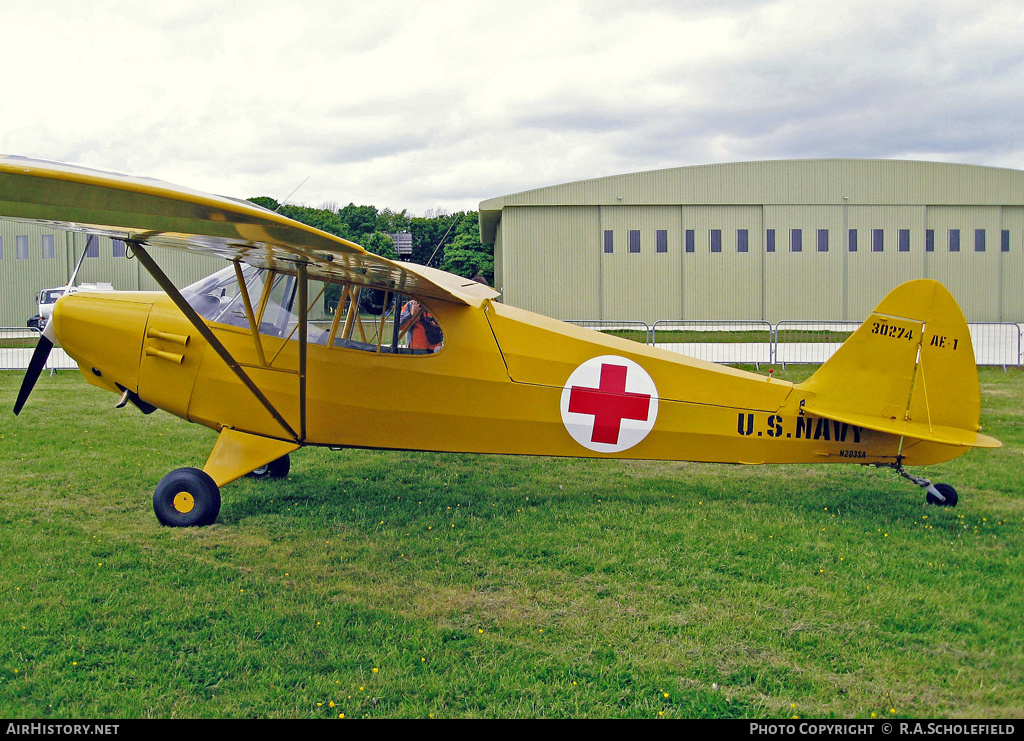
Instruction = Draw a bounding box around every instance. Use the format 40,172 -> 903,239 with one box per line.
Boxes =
54,287 -> 961,473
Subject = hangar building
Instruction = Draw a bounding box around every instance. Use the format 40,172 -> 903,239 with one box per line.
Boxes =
479,160 -> 1024,324
0,224 -> 220,327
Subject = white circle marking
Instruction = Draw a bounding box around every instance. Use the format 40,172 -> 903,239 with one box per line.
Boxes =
559,355 -> 659,453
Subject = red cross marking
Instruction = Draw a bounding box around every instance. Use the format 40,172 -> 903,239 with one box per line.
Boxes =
567,363 -> 652,445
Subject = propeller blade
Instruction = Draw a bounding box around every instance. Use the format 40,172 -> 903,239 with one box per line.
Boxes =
13,322 -> 56,416
15,239 -> 89,415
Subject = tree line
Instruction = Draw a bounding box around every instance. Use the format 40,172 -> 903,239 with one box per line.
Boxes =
247,197 -> 494,285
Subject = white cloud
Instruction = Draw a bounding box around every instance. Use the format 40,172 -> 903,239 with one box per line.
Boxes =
2,0 -> 1022,213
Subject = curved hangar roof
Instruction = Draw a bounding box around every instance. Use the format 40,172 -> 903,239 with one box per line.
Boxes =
479,159 -> 1024,243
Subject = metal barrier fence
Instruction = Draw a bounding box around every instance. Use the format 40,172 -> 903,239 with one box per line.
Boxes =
562,320 -> 653,344
774,321 -> 861,366
773,321 -> 1023,368
564,320 -> 1023,368
969,323 -> 1022,369
651,321 -> 774,368
4,321 -> 1021,371
0,327 -> 78,371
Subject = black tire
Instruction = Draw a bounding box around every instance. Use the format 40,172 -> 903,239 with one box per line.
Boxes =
153,467 -> 221,526
926,483 -> 958,507
248,454 -> 291,480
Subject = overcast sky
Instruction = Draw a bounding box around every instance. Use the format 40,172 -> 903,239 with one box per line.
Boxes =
3,0 -> 1022,215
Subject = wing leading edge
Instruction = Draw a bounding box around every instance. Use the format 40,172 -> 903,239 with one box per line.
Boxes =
0,155 -> 498,306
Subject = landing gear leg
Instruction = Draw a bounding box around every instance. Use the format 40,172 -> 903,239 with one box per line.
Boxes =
885,460 -> 959,507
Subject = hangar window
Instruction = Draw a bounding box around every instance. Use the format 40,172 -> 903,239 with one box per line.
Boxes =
737,229 -> 748,253
656,230 -> 668,253
790,229 -> 802,252
975,229 -> 985,252
817,229 -> 828,252
113,240 -> 127,258
926,230 -> 935,252
949,229 -> 960,252
848,229 -> 857,252
42,235 -> 55,259
766,229 -> 776,253
16,235 -> 29,260
685,230 -> 695,253
710,229 -> 722,253
603,230 -> 613,254
629,230 -> 641,253
899,230 -> 910,252
872,229 -> 884,252
86,235 -> 99,258
1002,230 -> 1010,252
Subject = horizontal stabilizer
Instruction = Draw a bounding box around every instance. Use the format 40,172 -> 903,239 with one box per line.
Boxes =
801,405 -> 1001,449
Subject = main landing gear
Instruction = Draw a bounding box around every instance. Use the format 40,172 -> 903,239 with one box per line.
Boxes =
247,454 -> 291,480
886,461 -> 959,507
152,453 -> 292,527
153,468 -> 222,527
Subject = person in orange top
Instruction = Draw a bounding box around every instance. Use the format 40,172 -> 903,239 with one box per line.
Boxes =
399,300 -> 443,351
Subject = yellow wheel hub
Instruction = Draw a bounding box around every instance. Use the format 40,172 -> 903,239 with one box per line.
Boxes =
173,492 -> 195,514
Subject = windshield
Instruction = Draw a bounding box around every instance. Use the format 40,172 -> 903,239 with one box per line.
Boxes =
182,265 -> 263,326
39,289 -> 65,304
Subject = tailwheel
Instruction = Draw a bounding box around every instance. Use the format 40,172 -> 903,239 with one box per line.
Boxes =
247,454 -> 291,480
926,482 -> 958,507
885,460 -> 959,508
153,467 -> 221,527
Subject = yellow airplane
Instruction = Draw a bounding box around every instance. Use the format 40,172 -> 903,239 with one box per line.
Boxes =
2,156 -> 1000,526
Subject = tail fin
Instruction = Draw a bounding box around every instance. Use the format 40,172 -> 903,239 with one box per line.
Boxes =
796,280 -> 1000,449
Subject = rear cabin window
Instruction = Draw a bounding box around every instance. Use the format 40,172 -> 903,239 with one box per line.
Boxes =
182,266 -> 443,354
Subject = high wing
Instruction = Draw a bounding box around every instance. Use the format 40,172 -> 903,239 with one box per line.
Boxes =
0,155 -> 499,306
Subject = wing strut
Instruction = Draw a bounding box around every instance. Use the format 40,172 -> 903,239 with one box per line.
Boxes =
129,241 -> 300,442
297,261 -> 308,441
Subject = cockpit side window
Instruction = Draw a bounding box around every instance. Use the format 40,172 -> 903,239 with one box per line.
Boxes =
183,267 -> 443,354
308,280 -> 444,354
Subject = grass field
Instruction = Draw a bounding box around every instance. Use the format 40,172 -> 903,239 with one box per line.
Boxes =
1,367 -> 1021,719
